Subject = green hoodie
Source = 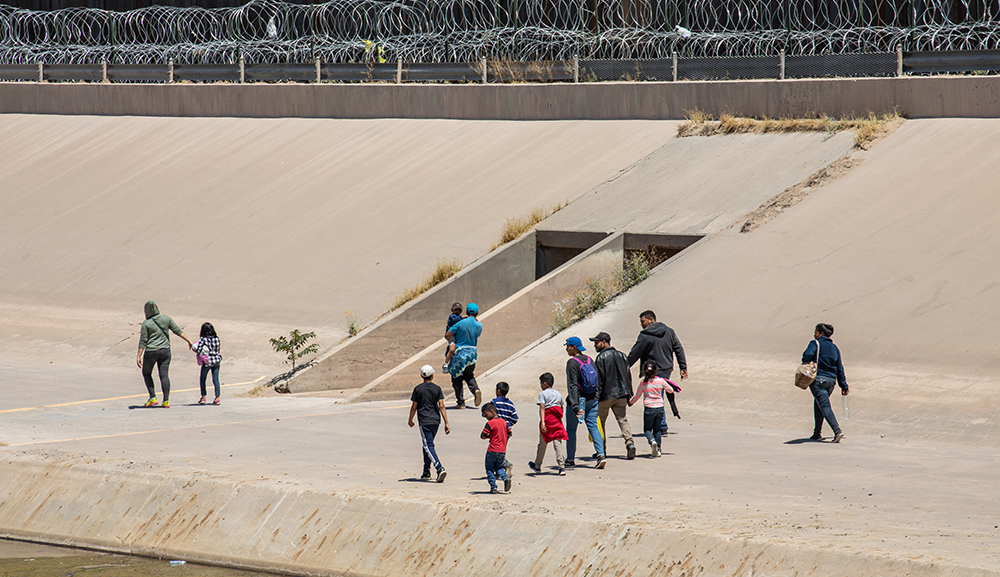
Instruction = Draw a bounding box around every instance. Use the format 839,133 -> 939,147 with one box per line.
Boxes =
138,300 -> 183,351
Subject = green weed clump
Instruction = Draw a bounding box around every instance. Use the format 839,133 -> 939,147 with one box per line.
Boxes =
390,259 -> 463,311
549,251 -> 655,335
492,202 -> 568,250
345,310 -> 361,337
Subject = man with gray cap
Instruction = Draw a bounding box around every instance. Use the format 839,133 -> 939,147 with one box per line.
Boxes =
446,303 -> 483,409
408,364 -> 449,482
591,332 -> 636,460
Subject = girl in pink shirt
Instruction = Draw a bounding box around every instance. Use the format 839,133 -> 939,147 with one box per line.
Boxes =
629,361 -> 677,457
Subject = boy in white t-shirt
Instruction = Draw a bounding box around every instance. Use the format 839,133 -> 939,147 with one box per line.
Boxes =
528,372 -> 569,475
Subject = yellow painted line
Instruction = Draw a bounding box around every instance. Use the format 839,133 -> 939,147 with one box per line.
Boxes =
5,403 -> 409,447
0,377 -> 267,414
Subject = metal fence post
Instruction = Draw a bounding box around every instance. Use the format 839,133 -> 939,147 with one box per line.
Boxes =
573,54 -> 579,83
168,59 -> 174,83
482,57 -> 488,84
672,52 -> 678,82
396,57 -> 402,84
102,59 -> 108,83
897,45 -> 903,77
779,50 -> 785,80
239,55 -> 245,83
315,58 -> 321,83
37,62 -> 43,83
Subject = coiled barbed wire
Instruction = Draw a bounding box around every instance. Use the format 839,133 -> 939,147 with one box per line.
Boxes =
0,0 -> 999,64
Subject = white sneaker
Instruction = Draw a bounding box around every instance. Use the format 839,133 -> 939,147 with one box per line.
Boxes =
651,441 -> 660,457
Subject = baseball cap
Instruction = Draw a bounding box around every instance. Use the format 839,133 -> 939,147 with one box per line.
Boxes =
466,303 -> 479,315
419,365 -> 435,378
564,336 -> 586,351
589,332 -> 611,343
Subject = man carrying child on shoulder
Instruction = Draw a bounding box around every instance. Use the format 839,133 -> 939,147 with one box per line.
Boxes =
529,372 -> 568,475
408,365 -> 450,482
481,402 -> 512,494
491,381 -> 518,480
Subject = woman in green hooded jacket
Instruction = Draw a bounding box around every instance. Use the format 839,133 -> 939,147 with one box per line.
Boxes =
137,300 -> 193,408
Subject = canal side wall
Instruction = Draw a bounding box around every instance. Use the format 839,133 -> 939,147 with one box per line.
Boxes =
1,75 -> 999,119
0,459 -> 986,577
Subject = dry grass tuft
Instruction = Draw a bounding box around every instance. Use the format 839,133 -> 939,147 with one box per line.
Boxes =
679,110 -> 902,147
491,201 -> 568,250
389,259 -> 463,311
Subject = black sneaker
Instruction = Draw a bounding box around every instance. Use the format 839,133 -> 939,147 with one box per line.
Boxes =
489,487 -> 499,494
455,402 -> 466,410
565,460 -> 576,467
809,433 -> 823,441
528,461 -> 540,473
420,473 -> 432,480
595,456 -> 606,469
626,443 -> 636,460
436,469 -> 447,483
833,432 -> 845,443
504,477 -> 512,492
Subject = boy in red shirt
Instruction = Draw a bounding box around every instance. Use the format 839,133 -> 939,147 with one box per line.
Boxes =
480,402 -> 512,494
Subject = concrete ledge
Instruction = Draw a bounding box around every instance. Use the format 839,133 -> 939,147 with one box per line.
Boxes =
0,459 -> 990,577
1,76 -> 999,119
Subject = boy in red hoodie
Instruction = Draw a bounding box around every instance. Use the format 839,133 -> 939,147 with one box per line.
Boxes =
528,372 -> 569,475
481,402 -> 511,494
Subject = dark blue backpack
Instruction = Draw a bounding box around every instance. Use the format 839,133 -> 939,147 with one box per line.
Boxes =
574,357 -> 599,395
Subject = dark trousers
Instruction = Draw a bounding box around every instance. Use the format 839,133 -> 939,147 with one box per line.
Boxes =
811,377 -> 842,436
142,348 -> 171,401
451,363 -> 479,404
420,423 -> 443,475
643,407 -> 664,447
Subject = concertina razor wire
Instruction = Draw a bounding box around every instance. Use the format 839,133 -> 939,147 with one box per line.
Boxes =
0,0 -> 999,65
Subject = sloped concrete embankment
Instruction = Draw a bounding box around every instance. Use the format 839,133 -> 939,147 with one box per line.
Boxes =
0,459 -> 989,577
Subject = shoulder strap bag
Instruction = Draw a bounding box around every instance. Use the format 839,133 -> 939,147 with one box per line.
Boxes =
794,340 -> 820,390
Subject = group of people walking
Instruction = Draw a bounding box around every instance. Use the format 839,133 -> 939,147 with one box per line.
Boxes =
410,303 -> 850,493
136,300 -> 225,407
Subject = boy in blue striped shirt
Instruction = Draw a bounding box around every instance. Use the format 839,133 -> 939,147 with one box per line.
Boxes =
491,381 -> 518,479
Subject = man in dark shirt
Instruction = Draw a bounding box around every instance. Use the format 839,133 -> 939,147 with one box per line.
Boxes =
627,310 -> 688,430
564,336 -> 606,469
591,332 -> 636,460
408,365 -> 450,482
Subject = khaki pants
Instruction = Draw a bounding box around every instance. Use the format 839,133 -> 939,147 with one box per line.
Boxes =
598,397 -> 634,447
535,433 -> 566,469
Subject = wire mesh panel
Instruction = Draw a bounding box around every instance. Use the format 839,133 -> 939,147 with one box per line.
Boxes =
173,63 -> 241,81
404,62 -> 480,82
245,62 -> 315,81
43,63 -> 103,81
580,59 -> 674,81
322,62 -> 395,81
488,60 -> 573,82
678,56 -> 779,80
0,63 -> 38,80
904,49 -> 1000,72
785,52 -> 896,78
107,63 -> 170,82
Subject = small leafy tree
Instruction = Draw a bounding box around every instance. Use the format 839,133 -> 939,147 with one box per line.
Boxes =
269,329 -> 319,392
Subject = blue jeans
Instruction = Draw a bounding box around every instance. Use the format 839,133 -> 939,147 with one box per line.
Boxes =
199,363 -> 221,397
566,397 -> 604,461
420,423 -> 443,475
485,451 -> 508,490
643,407 -> 664,447
811,377 -> 841,436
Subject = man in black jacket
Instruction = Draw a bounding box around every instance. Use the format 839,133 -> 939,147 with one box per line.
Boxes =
590,332 -> 636,460
626,310 -> 688,430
